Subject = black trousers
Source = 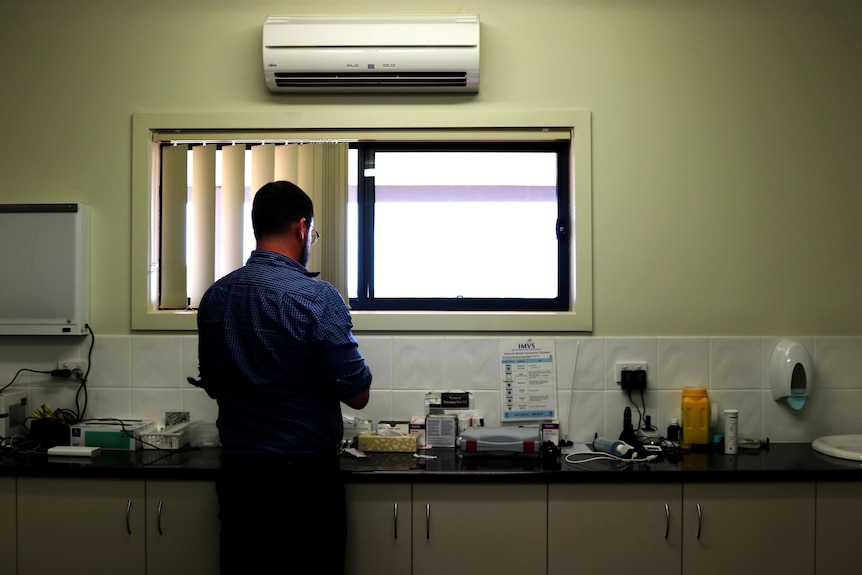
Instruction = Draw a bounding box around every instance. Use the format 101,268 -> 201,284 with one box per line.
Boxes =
217,453 -> 346,575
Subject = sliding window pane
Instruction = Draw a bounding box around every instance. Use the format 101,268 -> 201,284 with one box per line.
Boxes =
371,151 -> 558,299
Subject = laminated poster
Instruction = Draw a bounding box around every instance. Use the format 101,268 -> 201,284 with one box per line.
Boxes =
499,339 -> 557,421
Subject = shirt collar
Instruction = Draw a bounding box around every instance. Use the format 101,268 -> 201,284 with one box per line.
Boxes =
248,250 -> 321,278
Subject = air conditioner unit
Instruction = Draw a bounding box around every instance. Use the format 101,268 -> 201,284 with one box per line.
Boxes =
263,14 -> 480,93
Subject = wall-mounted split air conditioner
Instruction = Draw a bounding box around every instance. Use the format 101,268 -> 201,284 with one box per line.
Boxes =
263,14 -> 480,93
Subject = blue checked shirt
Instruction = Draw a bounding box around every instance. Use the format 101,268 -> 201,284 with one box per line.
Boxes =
196,250 -> 372,456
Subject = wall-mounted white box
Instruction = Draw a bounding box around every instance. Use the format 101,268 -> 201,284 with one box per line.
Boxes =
0,204 -> 89,336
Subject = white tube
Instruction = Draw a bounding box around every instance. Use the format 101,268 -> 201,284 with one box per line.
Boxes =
724,410 -> 738,455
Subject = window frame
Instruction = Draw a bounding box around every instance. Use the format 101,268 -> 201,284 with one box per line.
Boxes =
350,140 -> 572,312
131,110 -> 592,332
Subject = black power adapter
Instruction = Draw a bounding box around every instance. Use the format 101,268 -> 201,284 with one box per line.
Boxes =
620,369 -> 647,391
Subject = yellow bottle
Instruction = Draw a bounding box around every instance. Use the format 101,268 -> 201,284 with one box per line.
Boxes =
681,387 -> 709,449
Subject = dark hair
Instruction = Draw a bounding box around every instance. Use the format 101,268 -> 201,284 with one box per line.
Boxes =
251,181 -> 314,240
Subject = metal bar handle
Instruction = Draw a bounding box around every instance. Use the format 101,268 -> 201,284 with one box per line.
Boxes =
696,502 -> 702,540
393,502 -> 398,540
664,503 -> 670,539
157,500 -> 164,535
126,499 -> 133,535
425,503 -> 431,539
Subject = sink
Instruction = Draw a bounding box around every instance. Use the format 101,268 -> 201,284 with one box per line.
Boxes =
812,435 -> 862,461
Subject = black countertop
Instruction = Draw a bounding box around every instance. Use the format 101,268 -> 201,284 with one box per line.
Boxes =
2,443 -> 862,483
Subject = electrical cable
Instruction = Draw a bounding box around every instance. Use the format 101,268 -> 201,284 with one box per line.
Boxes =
626,388 -> 646,431
1,367 -> 80,396
1,369 -> 44,394
72,323 -> 95,423
564,450 -> 658,465
1,325 -> 95,454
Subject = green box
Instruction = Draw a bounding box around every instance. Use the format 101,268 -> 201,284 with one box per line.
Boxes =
70,420 -> 155,450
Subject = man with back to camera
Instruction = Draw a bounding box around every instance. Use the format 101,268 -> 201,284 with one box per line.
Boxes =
192,180 -> 372,575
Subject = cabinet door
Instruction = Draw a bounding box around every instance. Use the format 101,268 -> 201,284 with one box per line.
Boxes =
682,482 -> 814,575
548,482 -> 682,575
412,483 -> 547,575
345,483 -> 412,575
146,479 -> 220,575
17,477 -> 146,575
816,481 -> 862,575
0,477 -> 15,575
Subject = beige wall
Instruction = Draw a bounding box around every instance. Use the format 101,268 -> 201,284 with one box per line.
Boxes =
1,0 -> 860,336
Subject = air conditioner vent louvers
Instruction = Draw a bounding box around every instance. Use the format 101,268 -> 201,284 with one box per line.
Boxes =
274,72 -> 469,89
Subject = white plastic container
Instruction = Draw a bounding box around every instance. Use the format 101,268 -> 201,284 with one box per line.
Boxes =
724,409 -> 738,454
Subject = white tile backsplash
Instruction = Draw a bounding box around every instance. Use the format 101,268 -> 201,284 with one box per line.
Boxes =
391,337 -> 446,390
564,390 -> 604,443
3,334 -> 861,443
91,335 -> 132,387
84,387 -> 132,420
442,338 -> 499,390
131,388 -> 182,423
182,387 -> 219,422
354,336 -> 393,391
710,337 -> 763,390
181,335 -> 199,385
658,337 -> 710,390
813,337 -> 862,389
556,337 -> 605,391
131,336 -> 183,388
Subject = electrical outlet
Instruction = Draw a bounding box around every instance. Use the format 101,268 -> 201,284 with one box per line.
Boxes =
58,360 -> 87,377
615,362 -> 647,382
615,362 -> 648,389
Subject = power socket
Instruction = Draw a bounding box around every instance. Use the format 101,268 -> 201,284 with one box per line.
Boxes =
616,362 -> 648,391
57,360 -> 88,378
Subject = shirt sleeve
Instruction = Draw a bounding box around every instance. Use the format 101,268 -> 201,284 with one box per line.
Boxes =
312,284 -> 372,402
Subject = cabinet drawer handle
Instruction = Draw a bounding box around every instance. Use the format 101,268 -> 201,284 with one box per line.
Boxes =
664,503 -> 670,539
425,503 -> 431,540
393,502 -> 398,540
126,499 -> 133,535
696,502 -> 702,540
157,500 -> 164,535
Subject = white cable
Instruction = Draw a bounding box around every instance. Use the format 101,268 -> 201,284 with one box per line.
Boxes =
563,341 -> 580,443
564,451 -> 658,465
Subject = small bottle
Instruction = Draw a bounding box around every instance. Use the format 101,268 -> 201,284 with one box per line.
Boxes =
724,409 -> 738,454
667,418 -> 682,442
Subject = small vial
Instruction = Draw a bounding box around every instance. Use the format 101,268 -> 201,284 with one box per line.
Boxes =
724,409 -> 738,454
667,418 -> 681,442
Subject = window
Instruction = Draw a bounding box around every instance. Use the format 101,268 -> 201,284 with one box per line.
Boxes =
348,142 -> 571,311
153,141 -> 346,311
131,110 -> 592,332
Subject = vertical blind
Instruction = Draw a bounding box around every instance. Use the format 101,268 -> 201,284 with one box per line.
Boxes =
158,142 -> 348,309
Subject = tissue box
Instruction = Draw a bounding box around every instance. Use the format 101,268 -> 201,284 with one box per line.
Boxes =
357,432 -> 419,453
70,420 -> 155,451
377,420 -> 410,435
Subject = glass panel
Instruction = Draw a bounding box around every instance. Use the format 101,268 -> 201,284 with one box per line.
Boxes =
363,150 -> 558,299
